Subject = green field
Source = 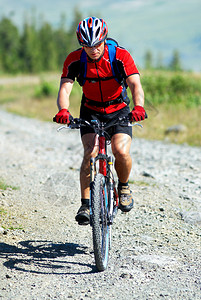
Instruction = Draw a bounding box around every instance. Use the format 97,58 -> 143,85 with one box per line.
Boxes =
0,70 -> 200,146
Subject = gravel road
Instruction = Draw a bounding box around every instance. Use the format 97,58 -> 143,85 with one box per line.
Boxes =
0,110 -> 201,300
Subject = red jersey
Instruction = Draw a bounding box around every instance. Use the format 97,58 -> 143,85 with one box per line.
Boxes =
61,44 -> 139,113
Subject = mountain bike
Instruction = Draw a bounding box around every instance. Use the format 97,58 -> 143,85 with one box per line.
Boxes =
56,116 -> 142,271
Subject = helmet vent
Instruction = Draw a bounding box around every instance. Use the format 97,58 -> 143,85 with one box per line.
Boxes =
89,28 -> 93,39
89,18 -> 92,24
81,28 -> 87,40
96,27 -> 100,38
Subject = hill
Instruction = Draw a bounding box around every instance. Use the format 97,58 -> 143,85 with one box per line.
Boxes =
0,0 -> 201,70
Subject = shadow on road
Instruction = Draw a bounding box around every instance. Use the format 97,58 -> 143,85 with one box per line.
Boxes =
0,240 -> 96,274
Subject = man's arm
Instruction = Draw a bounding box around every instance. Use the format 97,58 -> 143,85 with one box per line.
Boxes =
57,78 -> 74,110
126,74 -> 146,121
126,74 -> 144,107
54,78 -> 74,124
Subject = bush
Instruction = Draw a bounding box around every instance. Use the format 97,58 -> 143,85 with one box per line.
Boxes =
141,71 -> 201,107
34,81 -> 57,98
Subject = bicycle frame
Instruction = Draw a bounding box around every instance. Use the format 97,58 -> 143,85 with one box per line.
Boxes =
99,135 -> 107,176
90,120 -> 107,177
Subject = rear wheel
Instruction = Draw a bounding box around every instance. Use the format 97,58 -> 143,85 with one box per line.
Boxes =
91,173 -> 110,271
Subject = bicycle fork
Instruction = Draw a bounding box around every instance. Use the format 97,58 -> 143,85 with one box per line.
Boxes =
89,157 -> 95,225
107,156 -> 118,224
90,155 -> 118,223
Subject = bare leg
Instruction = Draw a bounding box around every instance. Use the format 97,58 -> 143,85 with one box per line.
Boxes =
80,133 -> 99,199
111,133 -> 132,183
111,133 -> 133,212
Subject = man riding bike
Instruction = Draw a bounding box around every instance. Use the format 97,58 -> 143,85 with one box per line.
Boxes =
54,17 -> 146,225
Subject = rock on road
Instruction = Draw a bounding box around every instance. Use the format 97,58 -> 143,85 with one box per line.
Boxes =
0,110 -> 201,300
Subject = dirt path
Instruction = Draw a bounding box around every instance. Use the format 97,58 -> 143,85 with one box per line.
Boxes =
0,110 -> 200,299
0,74 -> 58,86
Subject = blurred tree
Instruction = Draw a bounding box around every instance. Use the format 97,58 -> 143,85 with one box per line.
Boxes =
54,14 -> 69,68
0,17 -> 20,73
0,8 -> 84,74
38,22 -> 58,70
67,8 -> 82,53
144,49 -> 153,69
19,20 -> 42,72
156,51 -> 164,70
169,49 -> 182,71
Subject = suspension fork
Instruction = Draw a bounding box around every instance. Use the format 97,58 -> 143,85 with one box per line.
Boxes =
107,155 -> 118,220
108,156 -> 114,219
89,156 -> 95,224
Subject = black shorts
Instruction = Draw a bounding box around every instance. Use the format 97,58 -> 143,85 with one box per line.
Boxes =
79,104 -> 132,139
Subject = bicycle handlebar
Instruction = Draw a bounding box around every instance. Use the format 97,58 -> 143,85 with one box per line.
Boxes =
54,116 -> 145,134
53,112 -> 147,133
53,112 -> 148,126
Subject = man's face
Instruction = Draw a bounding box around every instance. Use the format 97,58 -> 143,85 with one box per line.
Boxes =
83,42 -> 105,60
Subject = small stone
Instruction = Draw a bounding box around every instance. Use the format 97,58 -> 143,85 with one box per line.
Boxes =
0,227 -> 6,235
165,124 -> 187,135
120,273 -> 132,279
141,171 -> 155,178
180,211 -> 201,225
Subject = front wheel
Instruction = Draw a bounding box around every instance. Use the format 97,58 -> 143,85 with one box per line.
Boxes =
91,173 -> 110,271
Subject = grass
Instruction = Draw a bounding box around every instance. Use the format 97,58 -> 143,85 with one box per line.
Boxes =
0,178 -> 19,191
130,180 -> 150,186
0,207 -> 7,217
130,180 -> 157,187
0,206 -> 24,231
0,74 -> 82,121
134,103 -> 201,146
0,71 -> 200,146
0,178 -> 23,231
0,178 -> 21,231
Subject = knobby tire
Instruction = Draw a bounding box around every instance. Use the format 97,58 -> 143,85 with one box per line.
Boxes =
91,173 -> 110,271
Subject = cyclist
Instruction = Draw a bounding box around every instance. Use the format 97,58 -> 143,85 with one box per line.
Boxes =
54,17 -> 146,225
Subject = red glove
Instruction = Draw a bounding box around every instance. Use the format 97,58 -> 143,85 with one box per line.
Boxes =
129,106 -> 146,122
54,109 -> 73,124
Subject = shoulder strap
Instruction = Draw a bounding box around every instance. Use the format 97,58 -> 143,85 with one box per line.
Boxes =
106,38 -> 125,86
106,38 -> 118,62
77,49 -> 87,86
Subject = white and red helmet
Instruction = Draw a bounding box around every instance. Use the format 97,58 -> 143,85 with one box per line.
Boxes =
77,17 -> 108,47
